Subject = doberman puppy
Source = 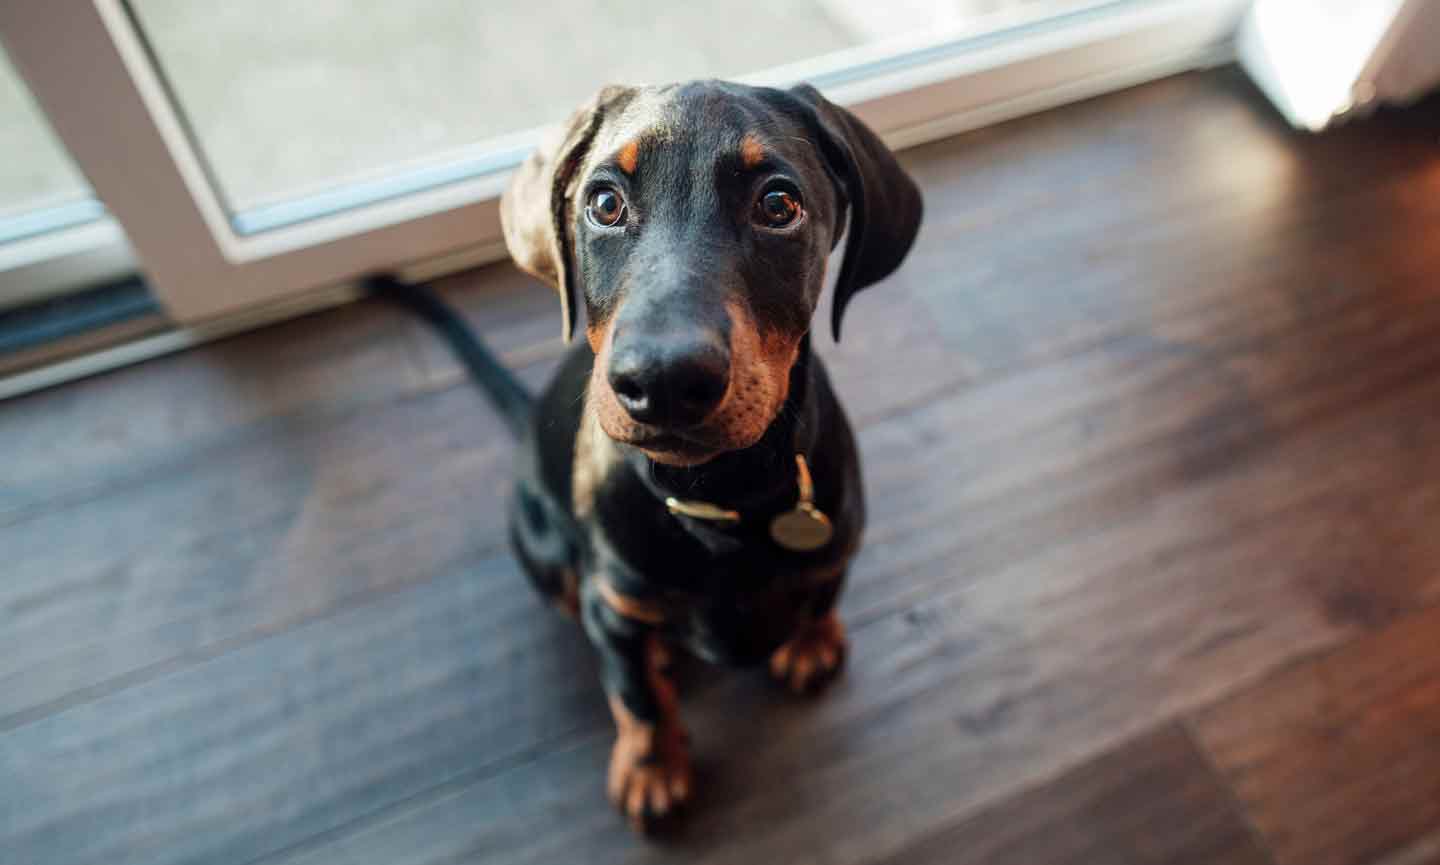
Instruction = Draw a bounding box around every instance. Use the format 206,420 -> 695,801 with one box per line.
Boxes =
381,80 -> 920,833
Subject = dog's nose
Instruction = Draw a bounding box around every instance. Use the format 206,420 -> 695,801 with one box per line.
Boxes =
608,335 -> 730,428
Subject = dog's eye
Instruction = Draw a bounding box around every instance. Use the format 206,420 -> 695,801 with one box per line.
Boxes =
756,187 -> 802,228
586,187 -> 626,228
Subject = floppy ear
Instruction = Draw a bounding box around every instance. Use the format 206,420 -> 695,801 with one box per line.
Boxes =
788,84 -> 923,341
500,85 -> 635,342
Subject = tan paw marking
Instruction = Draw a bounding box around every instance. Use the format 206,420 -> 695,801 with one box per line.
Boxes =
606,639 -> 692,832
770,611 -> 847,694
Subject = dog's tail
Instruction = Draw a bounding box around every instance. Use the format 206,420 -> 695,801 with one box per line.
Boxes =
367,274 -> 533,439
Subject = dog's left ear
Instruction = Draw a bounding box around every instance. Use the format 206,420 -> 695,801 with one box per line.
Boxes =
787,84 -> 923,341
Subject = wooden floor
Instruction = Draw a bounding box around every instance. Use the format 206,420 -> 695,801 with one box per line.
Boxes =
5,67 -> 1440,865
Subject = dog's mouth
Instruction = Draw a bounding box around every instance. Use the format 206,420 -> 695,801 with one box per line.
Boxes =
620,430 -> 724,467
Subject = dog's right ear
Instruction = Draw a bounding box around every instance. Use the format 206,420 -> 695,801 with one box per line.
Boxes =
501,86 -> 635,343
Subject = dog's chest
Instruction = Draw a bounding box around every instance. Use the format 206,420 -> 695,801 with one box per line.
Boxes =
646,545 -> 846,666
678,566 -> 830,665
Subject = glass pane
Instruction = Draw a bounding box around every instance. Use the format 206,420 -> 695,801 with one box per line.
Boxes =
0,46 -> 101,239
128,0 -> 1107,228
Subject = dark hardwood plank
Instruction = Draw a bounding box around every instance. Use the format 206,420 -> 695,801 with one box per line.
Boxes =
1192,604 -> 1440,865
873,725 -> 1272,865
0,300 -> 421,520
0,552 -> 607,865
0,360 -> 557,727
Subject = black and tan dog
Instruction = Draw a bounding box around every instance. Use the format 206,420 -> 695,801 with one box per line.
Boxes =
378,80 -> 920,832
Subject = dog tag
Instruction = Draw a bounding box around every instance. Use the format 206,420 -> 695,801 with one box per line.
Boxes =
770,502 -> 833,552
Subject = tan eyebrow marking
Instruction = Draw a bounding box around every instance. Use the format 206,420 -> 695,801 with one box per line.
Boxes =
739,133 -> 766,169
616,140 -> 640,175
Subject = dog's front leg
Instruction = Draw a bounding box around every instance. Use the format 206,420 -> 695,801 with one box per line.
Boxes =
770,570 -> 849,694
581,578 -> 692,832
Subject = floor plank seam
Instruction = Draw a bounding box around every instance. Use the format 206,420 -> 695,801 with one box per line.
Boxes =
849,719 -> 1200,865
1179,716 -> 1286,865
1179,588 -> 1440,734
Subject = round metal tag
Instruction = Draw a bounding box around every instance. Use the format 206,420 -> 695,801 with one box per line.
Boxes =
769,503 -> 834,552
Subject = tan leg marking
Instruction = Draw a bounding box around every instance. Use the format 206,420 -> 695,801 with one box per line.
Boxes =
607,637 -> 692,832
555,568 -> 580,618
595,577 -> 666,625
770,610 -> 847,694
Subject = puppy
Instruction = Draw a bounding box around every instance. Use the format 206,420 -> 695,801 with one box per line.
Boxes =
386,79 -> 921,833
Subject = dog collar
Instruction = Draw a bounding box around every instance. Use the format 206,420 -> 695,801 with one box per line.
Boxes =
665,454 -> 834,552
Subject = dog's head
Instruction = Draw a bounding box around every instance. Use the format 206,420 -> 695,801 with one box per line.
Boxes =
501,81 -> 921,466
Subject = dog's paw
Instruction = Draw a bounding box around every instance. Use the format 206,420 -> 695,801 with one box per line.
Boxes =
606,714 -> 692,833
770,611 -> 847,694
